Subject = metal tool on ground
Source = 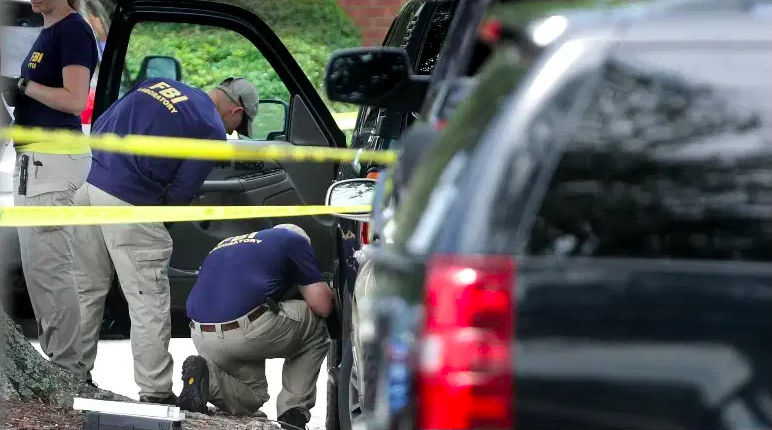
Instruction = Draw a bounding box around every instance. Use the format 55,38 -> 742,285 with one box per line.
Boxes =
74,398 -> 183,430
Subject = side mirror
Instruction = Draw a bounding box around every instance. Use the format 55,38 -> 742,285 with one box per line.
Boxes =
135,55 -> 182,82
325,178 -> 376,222
325,47 -> 429,111
252,99 -> 289,141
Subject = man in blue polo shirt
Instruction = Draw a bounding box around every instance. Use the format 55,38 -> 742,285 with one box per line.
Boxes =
71,76 -> 259,404
177,224 -> 333,430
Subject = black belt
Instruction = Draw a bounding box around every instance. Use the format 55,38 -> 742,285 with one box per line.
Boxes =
196,306 -> 269,333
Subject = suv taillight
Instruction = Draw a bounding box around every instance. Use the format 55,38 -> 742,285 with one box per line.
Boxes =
418,254 -> 514,430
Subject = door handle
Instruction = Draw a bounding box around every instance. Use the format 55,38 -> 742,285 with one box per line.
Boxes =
200,179 -> 244,193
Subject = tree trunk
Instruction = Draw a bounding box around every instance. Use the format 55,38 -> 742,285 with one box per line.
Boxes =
0,307 -> 130,408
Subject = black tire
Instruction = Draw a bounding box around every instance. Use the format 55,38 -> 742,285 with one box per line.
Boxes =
338,337 -> 356,430
325,339 -> 341,430
337,287 -> 360,430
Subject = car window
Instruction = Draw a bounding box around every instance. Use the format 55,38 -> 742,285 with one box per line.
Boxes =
405,0 -> 456,129
349,1 -> 423,151
121,21 -> 289,141
525,44 -> 772,262
416,1 -> 454,75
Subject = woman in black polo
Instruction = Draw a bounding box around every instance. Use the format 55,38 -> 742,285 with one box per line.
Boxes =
11,0 -> 98,381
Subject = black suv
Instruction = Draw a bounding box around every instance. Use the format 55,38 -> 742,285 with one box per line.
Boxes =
356,1 -> 772,429
1,1 -> 464,428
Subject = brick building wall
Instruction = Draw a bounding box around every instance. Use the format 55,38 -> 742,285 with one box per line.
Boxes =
338,0 -> 406,46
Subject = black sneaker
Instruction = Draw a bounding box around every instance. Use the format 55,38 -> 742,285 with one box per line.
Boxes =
139,393 -> 178,405
177,355 -> 210,414
277,408 -> 308,430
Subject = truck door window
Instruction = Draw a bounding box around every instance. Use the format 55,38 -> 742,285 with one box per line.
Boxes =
404,1 -> 455,128
121,22 -> 290,141
525,46 -> 772,262
416,1 -> 455,75
349,1 -> 423,151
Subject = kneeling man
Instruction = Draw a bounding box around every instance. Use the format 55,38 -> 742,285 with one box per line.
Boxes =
178,224 -> 332,430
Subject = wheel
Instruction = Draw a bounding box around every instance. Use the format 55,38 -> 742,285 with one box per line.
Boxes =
338,287 -> 364,430
325,339 -> 341,430
338,337 -> 363,430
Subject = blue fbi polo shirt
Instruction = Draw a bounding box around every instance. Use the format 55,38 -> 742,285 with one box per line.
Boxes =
87,78 -> 223,206
187,228 -> 325,323
14,12 -> 98,131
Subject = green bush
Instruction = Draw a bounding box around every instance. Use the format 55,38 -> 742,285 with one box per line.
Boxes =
124,0 -> 361,113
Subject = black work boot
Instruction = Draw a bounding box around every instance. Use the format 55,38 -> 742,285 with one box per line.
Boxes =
177,355 -> 210,414
277,408 -> 309,430
139,393 -> 178,405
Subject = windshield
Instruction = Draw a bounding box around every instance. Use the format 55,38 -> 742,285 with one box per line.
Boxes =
451,14 -> 772,260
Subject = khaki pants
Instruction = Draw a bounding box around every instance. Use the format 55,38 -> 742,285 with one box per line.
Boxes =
72,183 -> 174,398
13,151 -> 91,380
190,300 -> 330,418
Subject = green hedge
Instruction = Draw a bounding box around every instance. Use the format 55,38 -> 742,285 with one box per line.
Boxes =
124,0 -> 361,112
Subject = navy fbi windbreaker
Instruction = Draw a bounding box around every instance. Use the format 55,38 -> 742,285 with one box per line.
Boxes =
87,77 -> 224,206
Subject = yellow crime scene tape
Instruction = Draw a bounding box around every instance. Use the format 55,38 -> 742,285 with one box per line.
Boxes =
1,125 -> 398,164
0,205 -> 373,227
0,111 -> 378,228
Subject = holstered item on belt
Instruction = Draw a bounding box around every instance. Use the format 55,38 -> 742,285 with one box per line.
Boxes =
264,297 -> 281,314
18,154 -> 29,196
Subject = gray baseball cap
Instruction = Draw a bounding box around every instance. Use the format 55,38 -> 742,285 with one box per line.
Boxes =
274,224 -> 311,244
216,77 -> 259,138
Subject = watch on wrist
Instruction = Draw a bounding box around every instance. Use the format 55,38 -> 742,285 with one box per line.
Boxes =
17,78 -> 29,94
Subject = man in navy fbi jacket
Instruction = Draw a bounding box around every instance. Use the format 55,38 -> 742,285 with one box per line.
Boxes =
177,224 -> 333,430
71,76 -> 259,404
